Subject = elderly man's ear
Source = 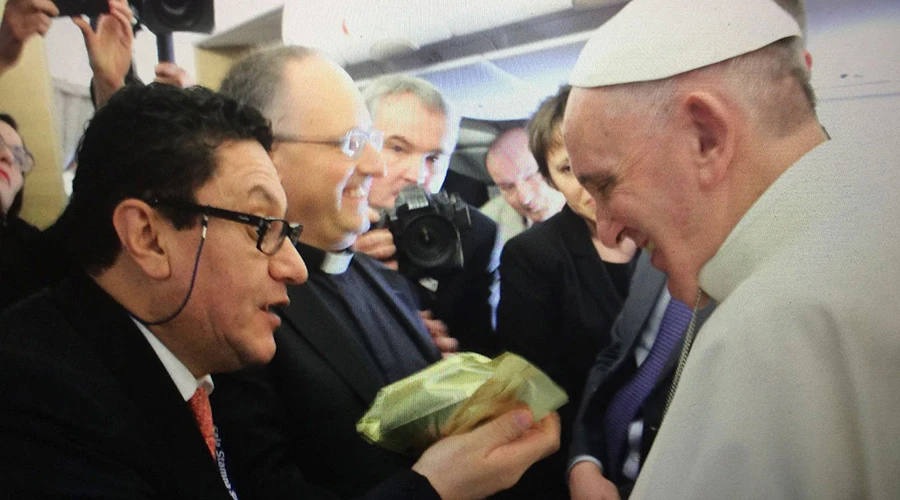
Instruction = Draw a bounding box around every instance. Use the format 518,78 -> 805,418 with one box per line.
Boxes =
111,199 -> 174,280
682,92 -> 736,189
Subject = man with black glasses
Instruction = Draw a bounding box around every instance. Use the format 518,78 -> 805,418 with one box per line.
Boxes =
211,46 -> 559,500
0,83 -> 308,498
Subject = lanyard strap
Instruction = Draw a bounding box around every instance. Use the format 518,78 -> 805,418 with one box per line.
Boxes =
213,425 -> 239,500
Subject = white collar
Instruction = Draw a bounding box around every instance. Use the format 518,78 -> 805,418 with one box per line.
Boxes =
132,318 -> 214,402
321,250 -> 354,274
699,138 -> 833,302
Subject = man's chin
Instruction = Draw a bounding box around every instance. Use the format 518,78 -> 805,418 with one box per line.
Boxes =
525,208 -> 548,223
665,275 -> 701,304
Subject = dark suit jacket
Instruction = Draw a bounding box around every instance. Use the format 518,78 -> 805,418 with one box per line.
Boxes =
211,251 -> 442,500
497,206 -> 635,415
0,273 -> 234,499
569,253 -> 715,497
414,205 -> 501,356
0,215 -> 73,313
494,206 -> 636,500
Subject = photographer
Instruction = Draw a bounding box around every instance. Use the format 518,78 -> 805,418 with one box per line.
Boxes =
355,75 -> 501,356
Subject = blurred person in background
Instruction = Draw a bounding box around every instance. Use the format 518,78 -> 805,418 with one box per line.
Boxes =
481,127 -> 564,243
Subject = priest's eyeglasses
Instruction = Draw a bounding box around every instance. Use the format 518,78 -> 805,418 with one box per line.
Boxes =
150,199 -> 303,255
273,127 -> 384,160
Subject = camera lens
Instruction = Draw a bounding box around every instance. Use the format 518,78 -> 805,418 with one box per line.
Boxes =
399,217 -> 457,268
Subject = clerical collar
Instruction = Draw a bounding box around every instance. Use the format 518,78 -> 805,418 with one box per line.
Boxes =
296,241 -> 354,275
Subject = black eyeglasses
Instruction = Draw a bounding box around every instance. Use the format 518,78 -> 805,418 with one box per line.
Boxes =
273,128 -> 384,160
0,134 -> 35,174
150,199 -> 303,255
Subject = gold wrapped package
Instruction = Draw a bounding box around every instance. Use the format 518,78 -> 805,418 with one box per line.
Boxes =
356,352 -> 567,455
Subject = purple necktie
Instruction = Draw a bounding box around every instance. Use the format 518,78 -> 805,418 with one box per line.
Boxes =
603,298 -> 692,474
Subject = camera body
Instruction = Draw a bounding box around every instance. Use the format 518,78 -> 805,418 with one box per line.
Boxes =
378,185 -> 472,278
53,1 -> 214,34
53,0 -> 109,17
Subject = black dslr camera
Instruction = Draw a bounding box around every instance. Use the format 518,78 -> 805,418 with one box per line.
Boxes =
377,185 -> 472,278
53,0 -> 109,17
53,1 -> 215,33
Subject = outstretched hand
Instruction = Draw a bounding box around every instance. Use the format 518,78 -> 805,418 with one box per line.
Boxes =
0,0 -> 58,75
413,408 -> 560,500
73,0 -> 133,107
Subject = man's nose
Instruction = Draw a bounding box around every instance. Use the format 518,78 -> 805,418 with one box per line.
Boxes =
594,204 -> 623,248
356,141 -> 386,178
516,180 -> 535,206
402,156 -> 425,185
271,238 -> 309,286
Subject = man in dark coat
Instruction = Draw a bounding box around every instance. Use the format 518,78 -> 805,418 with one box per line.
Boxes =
211,45 -> 560,500
0,83 -> 308,498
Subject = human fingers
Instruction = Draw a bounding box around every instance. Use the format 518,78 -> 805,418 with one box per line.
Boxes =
153,62 -> 179,85
106,1 -> 134,32
433,335 -> 459,355
469,408 -> 535,450
351,228 -> 396,261
154,62 -> 194,87
366,206 -> 382,224
20,0 -> 56,36
71,15 -> 94,42
569,462 -> 620,500
427,320 -> 449,337
412,408 -> 537,500
487,411 -> 560,464
33,0 -> 60,17
34,11 -> 51,35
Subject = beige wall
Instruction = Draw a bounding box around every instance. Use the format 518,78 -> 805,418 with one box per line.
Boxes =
195,46 -> 250,91
0,4 -> 66,229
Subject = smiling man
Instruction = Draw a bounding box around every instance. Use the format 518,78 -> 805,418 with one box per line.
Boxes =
563,0 -> 900,498
0,83 -> 308,498
212,46 -> 560,500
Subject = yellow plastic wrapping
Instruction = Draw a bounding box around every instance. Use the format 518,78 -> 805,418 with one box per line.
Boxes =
356,352 -> 568,455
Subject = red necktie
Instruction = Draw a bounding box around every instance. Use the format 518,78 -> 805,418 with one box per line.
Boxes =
187,386 -> 217,460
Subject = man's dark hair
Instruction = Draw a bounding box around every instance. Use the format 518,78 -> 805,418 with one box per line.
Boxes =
65,83 -> 273,275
